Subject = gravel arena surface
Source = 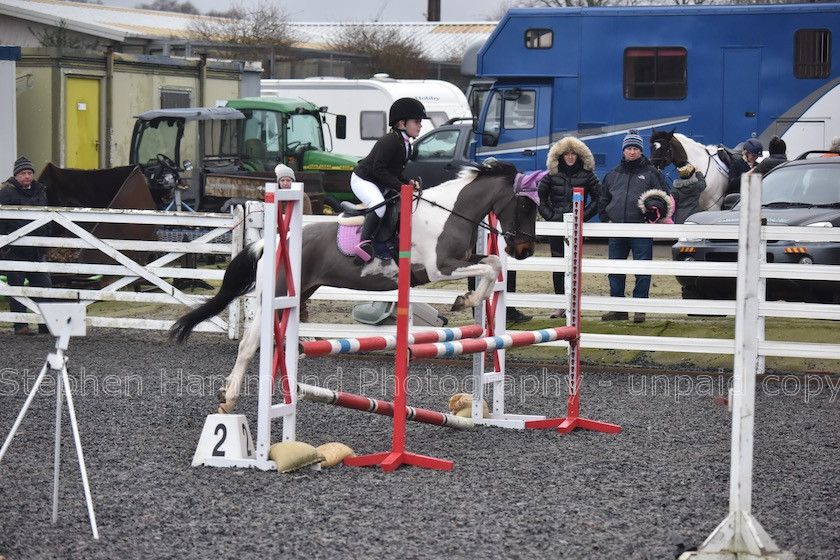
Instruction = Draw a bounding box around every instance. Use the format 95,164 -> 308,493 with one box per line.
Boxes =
1,329 -> 838,559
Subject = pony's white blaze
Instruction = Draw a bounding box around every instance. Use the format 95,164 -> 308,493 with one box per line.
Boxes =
673,133 -> 730,211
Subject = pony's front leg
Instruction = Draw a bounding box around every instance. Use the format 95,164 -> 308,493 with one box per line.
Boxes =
435,255 -> 501,311
217,306 -> 261,414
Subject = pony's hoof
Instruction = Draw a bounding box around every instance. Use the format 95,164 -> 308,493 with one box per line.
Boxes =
217,405 -> 228,414
451,296 -> 466,311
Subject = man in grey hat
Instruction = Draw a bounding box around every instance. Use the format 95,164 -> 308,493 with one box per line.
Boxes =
1,156 -> 53,335
597,130 -> 670,323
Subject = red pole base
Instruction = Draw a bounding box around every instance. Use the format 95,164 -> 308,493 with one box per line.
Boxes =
344,451 -> 453,472
525,416 -> 622,434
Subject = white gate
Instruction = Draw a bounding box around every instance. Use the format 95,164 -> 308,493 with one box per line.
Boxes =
0,205 -> 246,337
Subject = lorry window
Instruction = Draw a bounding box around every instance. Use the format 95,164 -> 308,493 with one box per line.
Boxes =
482,91 -> 502,146
624,47 -> 687,100
794,29 -> 832,78
503,90 -> 536,130
360,110 -> 387,140
525,28 -> 553,49
287,113 -> 325,151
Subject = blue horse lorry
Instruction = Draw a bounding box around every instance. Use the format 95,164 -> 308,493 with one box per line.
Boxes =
470,4 -> 840,180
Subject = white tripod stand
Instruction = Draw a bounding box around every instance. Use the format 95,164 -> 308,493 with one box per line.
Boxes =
0,303 -> 99,539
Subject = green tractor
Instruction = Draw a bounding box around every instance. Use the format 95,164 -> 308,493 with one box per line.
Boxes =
129,98 -> 361,214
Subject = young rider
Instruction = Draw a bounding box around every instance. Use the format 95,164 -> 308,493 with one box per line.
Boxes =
350,97 -> 426,263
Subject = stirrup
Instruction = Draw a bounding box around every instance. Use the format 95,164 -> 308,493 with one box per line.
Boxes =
353,241 -> 373,264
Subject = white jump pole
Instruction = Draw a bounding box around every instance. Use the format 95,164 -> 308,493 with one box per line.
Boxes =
198,181 -> 303,470
681,173 -> 792,559
471,213 -> 547,428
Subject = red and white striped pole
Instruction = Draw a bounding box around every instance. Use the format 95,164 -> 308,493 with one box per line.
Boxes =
409,327 -> 578,360
299,324 -> 484,357
297,383 -> 473,430
344,184 -> 454,472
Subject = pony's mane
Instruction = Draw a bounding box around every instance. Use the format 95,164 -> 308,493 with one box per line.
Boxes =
422,160 -> 519,193
650,130 -> 671,143
673,132 -> 717,151
457,160 -> 518,181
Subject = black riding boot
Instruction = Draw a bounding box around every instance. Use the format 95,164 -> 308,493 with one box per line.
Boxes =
354,212 -> 380,265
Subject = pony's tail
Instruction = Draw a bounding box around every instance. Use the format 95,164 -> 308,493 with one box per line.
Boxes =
169,241 -> 264,343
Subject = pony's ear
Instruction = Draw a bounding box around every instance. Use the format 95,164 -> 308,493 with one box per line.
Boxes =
668,127 -> 675,135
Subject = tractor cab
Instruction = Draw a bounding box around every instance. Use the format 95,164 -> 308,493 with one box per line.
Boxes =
129,107 -> 245,210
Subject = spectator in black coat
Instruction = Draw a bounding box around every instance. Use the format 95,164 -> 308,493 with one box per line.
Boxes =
597,130 -> 670,323
751,136 -> 787,177
1,156 -> 52,335
537,136 -> 601,318
671,163 -> 707,224
727,137 -> 762,194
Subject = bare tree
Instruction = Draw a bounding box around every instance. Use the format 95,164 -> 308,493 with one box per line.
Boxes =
522,0 -> 628,6
188,1 -> 297,64
329,25 -> 431,79
136,0 -> 200,14
30,19 -> 98,48
521,0 -> 808,5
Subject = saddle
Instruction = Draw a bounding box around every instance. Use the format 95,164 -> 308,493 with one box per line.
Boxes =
336,193 -> 400,260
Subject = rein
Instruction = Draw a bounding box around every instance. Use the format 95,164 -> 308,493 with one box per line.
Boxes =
411,170 -> 542,242
412,190 -> 508,236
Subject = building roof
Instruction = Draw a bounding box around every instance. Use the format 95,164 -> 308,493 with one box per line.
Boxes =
0,0 -> 495,61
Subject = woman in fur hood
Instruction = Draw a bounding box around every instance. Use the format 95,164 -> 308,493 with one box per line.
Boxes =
537,136 -> 601,318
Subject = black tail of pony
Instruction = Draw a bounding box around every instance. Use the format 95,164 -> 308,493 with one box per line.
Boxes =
169,242 -> 263,343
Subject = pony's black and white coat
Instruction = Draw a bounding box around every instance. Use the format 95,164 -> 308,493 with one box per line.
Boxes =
171,162 -> 538,413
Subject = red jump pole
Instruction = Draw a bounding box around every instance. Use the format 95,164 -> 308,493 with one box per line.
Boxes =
525,187 -> 621,435
344,184 -> 454,472
297,383 -> 473,430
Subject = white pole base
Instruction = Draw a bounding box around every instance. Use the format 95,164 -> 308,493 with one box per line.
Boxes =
192,414 -> 256,467
474,414 -> 546,430
679,512 -> 794,560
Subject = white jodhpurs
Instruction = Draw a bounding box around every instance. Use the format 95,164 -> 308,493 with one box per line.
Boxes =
350,173 -> 386,218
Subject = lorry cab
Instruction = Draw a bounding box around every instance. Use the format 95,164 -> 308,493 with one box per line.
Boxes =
473,83 -> 553,171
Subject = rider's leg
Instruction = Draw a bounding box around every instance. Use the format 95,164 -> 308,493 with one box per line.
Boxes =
350,173 -> 385,262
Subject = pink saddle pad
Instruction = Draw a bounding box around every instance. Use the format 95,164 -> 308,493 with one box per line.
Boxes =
336,224 -> 362,257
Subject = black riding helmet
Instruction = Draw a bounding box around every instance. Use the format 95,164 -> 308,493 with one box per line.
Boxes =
389,98 -> 427,127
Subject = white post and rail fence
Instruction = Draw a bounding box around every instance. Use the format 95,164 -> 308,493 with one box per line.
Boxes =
1,201 -> 839,364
